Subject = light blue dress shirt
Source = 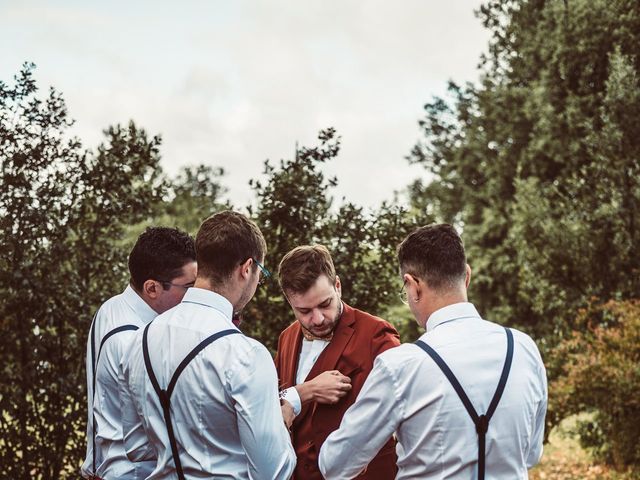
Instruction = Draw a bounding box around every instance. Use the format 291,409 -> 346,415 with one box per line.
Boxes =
319,302 -> 547,480
82,285 -> 157,479
120,287 -> 296,480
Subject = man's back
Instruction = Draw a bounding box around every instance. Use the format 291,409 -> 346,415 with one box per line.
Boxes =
121,288 -> 296,480
320,302 -> 547,480
82,286 -> 156,480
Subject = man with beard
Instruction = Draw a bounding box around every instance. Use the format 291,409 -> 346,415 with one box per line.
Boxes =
276,245 -> 400,480
120,211 -> 295,479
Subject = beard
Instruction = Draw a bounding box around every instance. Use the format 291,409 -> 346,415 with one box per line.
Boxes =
233,279 -> 257,324
300,301 -> 343,340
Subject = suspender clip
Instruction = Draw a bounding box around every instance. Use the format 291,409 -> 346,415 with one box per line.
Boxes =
476,414 -> 489,435
159,389 -> 171,410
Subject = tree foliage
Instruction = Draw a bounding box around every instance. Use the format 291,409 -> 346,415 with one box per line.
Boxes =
0,66 -> 418,476
245,129 -> 422,352
409,0 -> 640,338
550,300 -> 640,472
0,64 -> 165,479
407,0 -> 640,467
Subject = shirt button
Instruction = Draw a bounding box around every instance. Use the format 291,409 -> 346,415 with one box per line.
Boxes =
304,464 -> 311,470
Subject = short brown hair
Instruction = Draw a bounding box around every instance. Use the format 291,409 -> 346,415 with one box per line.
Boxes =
195,210 -> 266,285
278,245 -> 336,295
397,224 -> 466,291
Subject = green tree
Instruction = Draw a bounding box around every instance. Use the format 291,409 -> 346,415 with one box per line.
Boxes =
408,0 -> 640,465
550,300 -> 640,473
409,0 -> 640,338
122,164 -> 230,250
244,129 -> 420,352
0,64 -> 165,478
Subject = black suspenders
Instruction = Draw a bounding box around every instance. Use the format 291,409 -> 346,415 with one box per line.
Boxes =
90,319 -> 139,475
415,326 -> 514,480
142,323 -> 241,480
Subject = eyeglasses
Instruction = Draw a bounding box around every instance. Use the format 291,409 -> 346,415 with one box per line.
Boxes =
399,274 -> 419,305
158,280 -> 195,291
253,257 -> 271,286
399,279 -> 409,305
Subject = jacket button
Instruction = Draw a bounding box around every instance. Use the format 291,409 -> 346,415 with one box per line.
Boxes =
304,464 -> 310,470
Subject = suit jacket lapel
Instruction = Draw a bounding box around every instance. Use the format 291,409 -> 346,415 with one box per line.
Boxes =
282,323 -> 303,389
305,302 -> 355,381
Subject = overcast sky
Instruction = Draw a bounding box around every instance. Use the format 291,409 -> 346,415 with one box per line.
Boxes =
0,0 -> 490,210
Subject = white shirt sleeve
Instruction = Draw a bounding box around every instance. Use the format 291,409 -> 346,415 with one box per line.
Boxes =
319,355 -> 403,480
119,339 -> 156,463
279,387 -> 302,415
81,324 -> 95,479
230,343 -> 296,480
526,361 -> 548,468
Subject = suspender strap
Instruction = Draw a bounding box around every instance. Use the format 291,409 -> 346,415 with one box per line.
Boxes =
142,323 -> 241,480
415,326 -> 514,480
90,321 -> 139,475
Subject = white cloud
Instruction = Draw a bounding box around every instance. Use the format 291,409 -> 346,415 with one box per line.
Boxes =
0,0 -> 490,209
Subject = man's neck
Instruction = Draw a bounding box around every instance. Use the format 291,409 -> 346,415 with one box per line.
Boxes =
194,278 -> 238,307
423,293 -> 468,328
130,282 -> 162,314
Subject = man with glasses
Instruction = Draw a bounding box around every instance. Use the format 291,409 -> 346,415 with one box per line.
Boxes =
120,210 -> 296,479
319,224 -> 547,479
82,226 -> 197,479
275,245 -> 400,480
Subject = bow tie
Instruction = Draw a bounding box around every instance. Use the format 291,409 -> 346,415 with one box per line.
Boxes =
301,329 -> 333,342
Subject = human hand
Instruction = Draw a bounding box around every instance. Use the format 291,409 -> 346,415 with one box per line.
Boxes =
306,370 -> 352,404
281,400 -> 295,429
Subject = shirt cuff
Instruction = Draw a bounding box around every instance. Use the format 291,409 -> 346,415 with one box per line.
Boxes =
279,387 -> 302,416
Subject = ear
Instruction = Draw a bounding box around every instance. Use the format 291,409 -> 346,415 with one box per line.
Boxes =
142,279 -> 161,300
334,275 -> 342,297
239,257 -> 253,280
403,273 -> 421,302
464,264 -> 471,289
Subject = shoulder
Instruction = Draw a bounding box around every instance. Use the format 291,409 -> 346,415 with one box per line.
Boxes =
370,343 -> 427,382
378,342 -> 423,363
91,293 -> 138,351
224,335 -> 278,382
278,321 -> 300,342
224,333 -> 272,363
507,326 -> 545,369
94,291 -> 136,330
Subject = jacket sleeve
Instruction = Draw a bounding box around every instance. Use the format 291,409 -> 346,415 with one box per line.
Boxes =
370,320 -> 401,359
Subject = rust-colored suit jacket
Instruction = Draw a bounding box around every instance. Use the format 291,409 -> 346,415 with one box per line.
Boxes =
275,303 -> 400,480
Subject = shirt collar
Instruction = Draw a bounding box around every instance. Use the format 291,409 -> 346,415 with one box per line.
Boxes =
122,285 -> 157,324
180,287 -> 234,323
426,302 -> 481,332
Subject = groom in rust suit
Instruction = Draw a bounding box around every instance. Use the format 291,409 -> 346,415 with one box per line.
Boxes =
275,245 -> 400,479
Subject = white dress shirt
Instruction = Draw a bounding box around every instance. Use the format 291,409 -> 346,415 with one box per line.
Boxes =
81,285 -> 157,479
319,302 -> 547,480
279,338 -> 330,414
120,287 -> 296,480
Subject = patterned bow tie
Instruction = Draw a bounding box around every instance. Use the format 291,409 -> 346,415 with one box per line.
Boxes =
301,329 -> 333,342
